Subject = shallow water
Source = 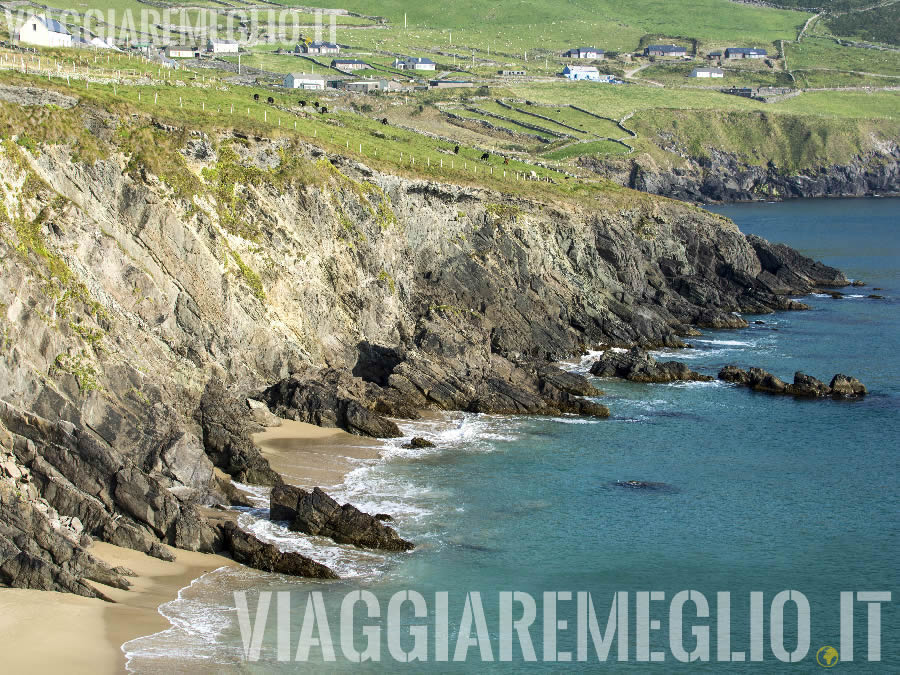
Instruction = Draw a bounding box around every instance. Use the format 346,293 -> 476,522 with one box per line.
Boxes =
125,198 -> 899,672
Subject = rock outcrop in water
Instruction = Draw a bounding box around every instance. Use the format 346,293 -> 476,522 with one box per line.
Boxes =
0,100 -> 854,595
719,367 -> 868,399
221,521 -> 338,578
589,348 -> 713,383
270,485 -> 414,552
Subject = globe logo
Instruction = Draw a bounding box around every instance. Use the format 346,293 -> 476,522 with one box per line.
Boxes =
816,646 -> 839,668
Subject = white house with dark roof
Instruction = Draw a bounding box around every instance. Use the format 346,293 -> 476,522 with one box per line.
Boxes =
564,47 -> 604,60
296,41 -> 340,55
644,44 -> 687,57
725,47 -> 767,59
394,56 -> 435,71
561,65 -> 607,81
18,14 -> 72,48
332,58 -> 367,71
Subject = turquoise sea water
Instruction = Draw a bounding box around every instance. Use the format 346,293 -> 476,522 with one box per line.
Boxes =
125,198 -> 899,672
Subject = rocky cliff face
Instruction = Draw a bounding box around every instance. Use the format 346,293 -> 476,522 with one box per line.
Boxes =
0,104 -> 848,595
583,146 -> 900,203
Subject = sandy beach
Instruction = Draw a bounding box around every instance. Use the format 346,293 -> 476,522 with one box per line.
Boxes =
252,419 -> 382,489
0,418 -> 379,674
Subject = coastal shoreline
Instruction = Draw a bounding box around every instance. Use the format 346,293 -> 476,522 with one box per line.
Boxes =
0,420 -> 377,674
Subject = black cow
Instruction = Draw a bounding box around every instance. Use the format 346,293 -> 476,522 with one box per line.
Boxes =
253,93 -> 260,101
267,96 -> 274,104
480,152 -> 490,161
454,145 -> 460,154
381,117 -> 388,125
320,106 -> 328,114
299,100 -> 306,107
314,101 -> 320,107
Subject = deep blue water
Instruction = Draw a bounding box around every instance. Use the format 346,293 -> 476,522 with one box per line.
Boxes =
126,198 -> 899,672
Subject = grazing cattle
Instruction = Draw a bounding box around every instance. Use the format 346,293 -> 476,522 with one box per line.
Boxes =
503,157 -> 509,165
381,117 -> 388,125
253,93 -> 260,101
299,100 -> 306,107
454,145 -> 460,154
320,106 -> 328,113
314,101 -> 320,107
267,97 -> 274,104
480,152 -> 490,160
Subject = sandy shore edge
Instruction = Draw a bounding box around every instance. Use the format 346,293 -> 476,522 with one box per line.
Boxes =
0,418 -> 379,674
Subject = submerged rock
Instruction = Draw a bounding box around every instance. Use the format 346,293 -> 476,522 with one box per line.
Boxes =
271,485 -> 414,552
613,480 -> 675,492
589,348 -> 712,383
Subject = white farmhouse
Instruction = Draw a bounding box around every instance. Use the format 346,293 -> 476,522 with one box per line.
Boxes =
284,73 -> 326,90
393,57 -> 436,71
690,67 -> 724,78
208,38 -> 239,54
18,14 -> 72,48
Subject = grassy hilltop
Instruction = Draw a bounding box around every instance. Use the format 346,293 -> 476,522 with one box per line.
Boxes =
0,0 -> 897,189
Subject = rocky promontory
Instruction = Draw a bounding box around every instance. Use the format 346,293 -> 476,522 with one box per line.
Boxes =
0,100 -> 857,596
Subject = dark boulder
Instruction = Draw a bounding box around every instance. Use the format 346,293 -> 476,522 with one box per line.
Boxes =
221,522 -> 337,579
262,369 -> 402,438
270,485 -> 414,552
747,367 -> 787,394
787,372 -> 831,398
402,437 -> 435,449
589,347 -> 712,383
718,365 -> 750,384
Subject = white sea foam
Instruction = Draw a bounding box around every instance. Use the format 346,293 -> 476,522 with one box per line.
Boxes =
692,338 -> 755,347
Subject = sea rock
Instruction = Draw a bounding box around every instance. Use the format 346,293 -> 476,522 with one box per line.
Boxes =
270,485 -> 414,552
589,348 -> 712,383
829,374 -> 868,399
747,367 -> 787,393
221,522 -> 338,579
402,437 -> 435,449
787,372 -> 831,398
719,367 -> 868,400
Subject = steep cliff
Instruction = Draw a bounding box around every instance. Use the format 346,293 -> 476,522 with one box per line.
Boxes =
0,103 -> 847,594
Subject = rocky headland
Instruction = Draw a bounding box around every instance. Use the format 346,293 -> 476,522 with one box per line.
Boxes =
0,100 -> 856,596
